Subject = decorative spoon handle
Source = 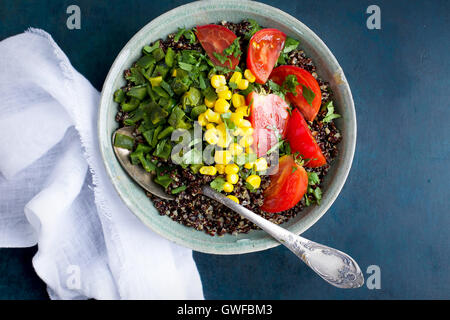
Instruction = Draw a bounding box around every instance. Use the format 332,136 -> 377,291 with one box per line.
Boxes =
202,186 -> 364,289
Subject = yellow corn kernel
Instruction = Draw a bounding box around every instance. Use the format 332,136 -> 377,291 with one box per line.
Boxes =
226,195 -> 239,204
232,128 -> 243,136
226,173 -> 239,184
204,128 -> 219,145
232,93 -> 245,108
246,175 -> 261,189
235,106 -> 249,117
199,166 -> 217,176
204,97 -> 215,108
215,164 -> 226,174
244,162 -> 255,169
172,69 -> 177,77
211,74 -> 226,88
214,98 -> 230,113
236,118 -> 252,128
150,76 -> 163,87
205,109 -> 220,123
217,134 -> 231,148
255,157 -> 268,171
244,69 -> 256,83
230,113 -> 243,125
240,127 -> 254,136
229,71 -> 243,84
228,143 -> 244,156
223,182 -> 234,193
218,89 -> 232,100
198,113 -> 208,126
215,85 -> 229,93
225,163 -> 240,175
206,123 -> 215,130
246,146 -> 255,154
239,135 -> 254,148
216,123 -> 227,134
237,79 -> 249,90
214,150 -> 232,165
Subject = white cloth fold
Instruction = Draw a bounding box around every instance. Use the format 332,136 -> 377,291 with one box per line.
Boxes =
0,29 -> 203,300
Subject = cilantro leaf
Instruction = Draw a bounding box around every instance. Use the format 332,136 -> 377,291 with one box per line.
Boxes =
322,101 -> 341,123
210,177 -> 226,192
283,37 -> 300,53
244,19 -> 262,40
283,74 -> 300,95
302,85 -> 316,106
221,112 -> 236,130
307,172 -> 320,186
313,187 -> 322,204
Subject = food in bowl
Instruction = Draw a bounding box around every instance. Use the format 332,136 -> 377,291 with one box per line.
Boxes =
112,20 -> 342,236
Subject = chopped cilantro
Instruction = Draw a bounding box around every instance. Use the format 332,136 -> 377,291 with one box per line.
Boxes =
322,101 -> 341,123
307,172 -> 320,186
302,85 -> 316,106
282,74 -> 300,95
210,177 -> 226,192
283,37 -> 300,54
244,19 -> 262,40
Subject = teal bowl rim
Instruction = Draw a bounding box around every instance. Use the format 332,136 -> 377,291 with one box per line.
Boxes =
98,0 -> 356,255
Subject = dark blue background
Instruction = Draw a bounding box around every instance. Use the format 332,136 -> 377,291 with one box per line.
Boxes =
0,0 -> 449,299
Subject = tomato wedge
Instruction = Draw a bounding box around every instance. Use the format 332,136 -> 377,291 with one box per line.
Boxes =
286,108 -> 326,168
248,92 -> 290,157
270,65 -> 322,121
196,24 -> 240,69
247,28 -> 286,84
261,155 -> 308,213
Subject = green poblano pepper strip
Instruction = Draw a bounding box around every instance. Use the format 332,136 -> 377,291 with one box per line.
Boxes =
127,85 -> 148,100
120,97 -> 140,112
154,174 -> 173,189
171,185 -> 187,194
152,64 -> 170,79
136,54 -> 156,69
190,105 -> 207,119
142,129 -> 155,146
157,126 -> 175,140
134,143 -> 152,154
114,133 -> 134,150
165,47 -> 175,67
152,48 -> 165,62
185,87 -> 201,106
152,86 -> 170,99
153,139 -> 173,160
150,105 -> 169,124
160,80 -> 174,97
138,153 -> 157,173
151,126 -> 163,147
114,89 -> 125,103
143,40 -> 160,55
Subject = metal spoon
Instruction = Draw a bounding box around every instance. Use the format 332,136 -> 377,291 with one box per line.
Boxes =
113,127 -> 364,289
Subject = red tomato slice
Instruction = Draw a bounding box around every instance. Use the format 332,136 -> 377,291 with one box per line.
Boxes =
196,24 -> 240,69
261,155 -> 308,213
270,65 -> 322,121
286,108 -> 326,168
247,28 -> 286,84
248,92 -> 290,157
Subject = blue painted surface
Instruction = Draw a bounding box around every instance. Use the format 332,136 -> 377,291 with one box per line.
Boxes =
0,0 -> 448,299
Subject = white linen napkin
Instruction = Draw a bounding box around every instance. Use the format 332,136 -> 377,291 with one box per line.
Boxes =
0,28 -> 204,300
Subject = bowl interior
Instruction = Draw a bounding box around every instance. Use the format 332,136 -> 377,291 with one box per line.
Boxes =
98,0 -> 356,254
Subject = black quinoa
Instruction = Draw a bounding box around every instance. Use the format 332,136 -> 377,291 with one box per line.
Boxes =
115,20 -> 342,236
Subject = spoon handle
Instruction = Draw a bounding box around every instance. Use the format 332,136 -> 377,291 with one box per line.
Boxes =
202,186 -> 364,289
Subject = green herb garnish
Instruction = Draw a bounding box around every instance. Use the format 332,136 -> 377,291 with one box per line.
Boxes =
322,101 -> 341,123
210,177 -> 227,192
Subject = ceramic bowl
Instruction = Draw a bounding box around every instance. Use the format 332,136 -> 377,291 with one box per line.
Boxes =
98,0 -> 356,254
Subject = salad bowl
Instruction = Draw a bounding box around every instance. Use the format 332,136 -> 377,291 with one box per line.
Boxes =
98,0 -> 356,254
